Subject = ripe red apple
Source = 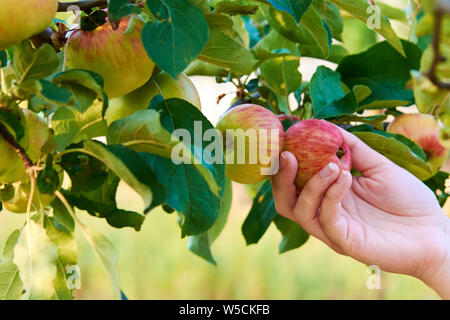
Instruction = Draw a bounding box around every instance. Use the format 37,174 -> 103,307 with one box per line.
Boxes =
66,17 -> 156,98
0,0 -> 58,50
106,72 -> 201,124
284,119 -> 351,191
387,113 -> 449,173
216,104 -> 284,184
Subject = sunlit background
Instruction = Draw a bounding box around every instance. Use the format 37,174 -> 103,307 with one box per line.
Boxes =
0,0 -> 445,300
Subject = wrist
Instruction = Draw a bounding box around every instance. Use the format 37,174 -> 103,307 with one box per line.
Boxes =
421,217 -> 450,299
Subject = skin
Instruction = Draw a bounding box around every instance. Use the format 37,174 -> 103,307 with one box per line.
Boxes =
106,73 -> 201,124
0,0 -> 57,50
387,113 -> 449,173
284,119 -> 351,190
66,17 -> 155,98
271,127 -> 450,299
217,104 -> 284,184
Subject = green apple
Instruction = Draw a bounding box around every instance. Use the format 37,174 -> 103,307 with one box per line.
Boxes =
0,0 -> 58,50
388,113 -> 450,174
66,16 -> 156,98
106,72 -> 201,124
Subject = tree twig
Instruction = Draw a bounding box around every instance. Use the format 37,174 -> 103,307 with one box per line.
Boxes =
426,8 -> 450,89
0,122 -> 33,169
57,0 -> 108,13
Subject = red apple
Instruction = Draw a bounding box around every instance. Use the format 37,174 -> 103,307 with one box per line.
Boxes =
284,119 -> 351,191
0,0 -> 58,50
66,17 -> 156,98
387,113 -> 449,173
216,104 -> 284,184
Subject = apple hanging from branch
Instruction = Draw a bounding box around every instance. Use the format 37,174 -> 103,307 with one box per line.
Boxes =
0,0 -> 58,50
216,104 -> 284,184
105,72 -> 201,124
66,16 -> 156,98
387,113 -> 450,174
284,119 -> 352,191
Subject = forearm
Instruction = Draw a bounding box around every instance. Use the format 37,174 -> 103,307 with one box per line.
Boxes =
422,218 -> 450,299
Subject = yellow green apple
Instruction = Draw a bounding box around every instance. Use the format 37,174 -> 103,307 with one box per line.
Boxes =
105,72 -> 201,124
0,0 -> 57,50
388,113 -> 449,173
216,104 -> 284,184
66,16 -> 156,98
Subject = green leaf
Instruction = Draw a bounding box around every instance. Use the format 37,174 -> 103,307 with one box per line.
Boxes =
310,66 -> 357,118
266,0 -> 312,23
0,260 -> 23,300
13,221 -> 58,300
142,0 -> 209,78
107,109 -> 175,159
67,140 -> 165,214
0,50 -> 7,67
188,178 -> 232,264
330,114 -> 387,131
2,230 -> 21,260
51,198 -> 75,233
62,169 -> 148,231
242,180 -> 278,245
44,217 -> 78,266
273,215 -> 309,253
13,42 -> 58,83
299,5 -> 330,57
349,127 -> 434,180
342,18 -> 377,54
215,1 -> 259,15
328,0 -> 405,56
52,69 -> 106,113
424,171 -> 450,206
0,230 -> 23,300
320,2 -> 343,41
198,28 -> 257,74
51,102 -> 108,152
107,103 -> 223,198
38,80 -> 72,105
337,41 -> 422,109
256,30 -> 302,98
52,260 -> 73,300
0,110 -> 25,142
81,227 -> 121,300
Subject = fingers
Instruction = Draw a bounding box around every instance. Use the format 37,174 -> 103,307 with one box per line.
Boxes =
319,170 -> 353,248
292,163 -> 342,245
338,128 -> 390,173
271,151 -> 298,220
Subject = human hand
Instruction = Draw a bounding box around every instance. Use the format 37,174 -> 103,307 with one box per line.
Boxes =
271,127 -> 450,298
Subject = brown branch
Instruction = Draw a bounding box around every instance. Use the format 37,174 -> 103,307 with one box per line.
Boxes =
0,122 -> 33,170
426,9 -> 450,89
58,0 -> 108,13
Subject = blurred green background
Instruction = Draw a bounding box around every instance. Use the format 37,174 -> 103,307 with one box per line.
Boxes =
0,182 -> 440,300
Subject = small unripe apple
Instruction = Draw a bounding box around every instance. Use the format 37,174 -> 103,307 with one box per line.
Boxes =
284,119 -> 351,191
106,72 -> 201,124
387,113 -> 449,173
216,104 -> 284,184
66,17 -> 156,98
3,179 -> 56,214
0,0 -> 58,50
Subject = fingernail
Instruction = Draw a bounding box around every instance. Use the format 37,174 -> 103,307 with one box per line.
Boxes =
279,152 -> 288,171
338,170 -> 351,182
320,163 -> 338,178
